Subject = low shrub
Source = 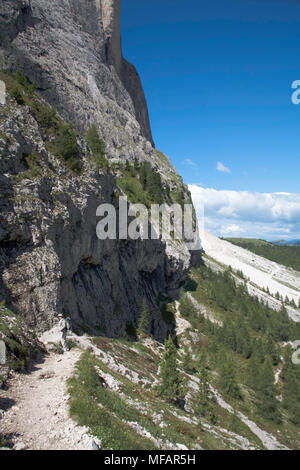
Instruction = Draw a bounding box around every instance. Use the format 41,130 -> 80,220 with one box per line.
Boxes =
86,124 -> 108,169
11,88 -> 25,105
54,124 -> 81,173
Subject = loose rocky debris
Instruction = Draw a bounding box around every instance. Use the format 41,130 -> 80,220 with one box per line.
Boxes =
186,292 -> 223,326
95,367 -> 122,392
0,346 -> 100,450
201,231 -> 300,320
211,387 -> 288,450
174,300 -> 192,336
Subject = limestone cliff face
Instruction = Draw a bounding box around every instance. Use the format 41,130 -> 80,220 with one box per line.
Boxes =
0,0 -> 154,147
102,0 -> 122,73
0,0 -> 200,340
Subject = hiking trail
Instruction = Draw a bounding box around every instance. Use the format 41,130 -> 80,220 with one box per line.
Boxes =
0,334 -> 99,450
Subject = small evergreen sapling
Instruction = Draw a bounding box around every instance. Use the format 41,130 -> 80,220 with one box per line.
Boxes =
138,299 -> 150,334
158,335 -> 186,404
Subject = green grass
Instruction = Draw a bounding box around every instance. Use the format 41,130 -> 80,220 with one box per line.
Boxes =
69,338 -> 266,450
13,151 -> 44,182
116,160 -> 164,206
117,174 -> 151,206
169,189 -> 187,208
68,352 -> 157,450
69,334 -> 264,449
225,238 -> 271,247
71,264 -> 300,449
0,131 -> 12,144
177,265 -> 300,447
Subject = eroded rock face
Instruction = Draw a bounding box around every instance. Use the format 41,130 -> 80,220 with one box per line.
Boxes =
0,94 -> 193,341
102,0 -> 122,74
0,1 -> 199,340
0,0 -> 154,147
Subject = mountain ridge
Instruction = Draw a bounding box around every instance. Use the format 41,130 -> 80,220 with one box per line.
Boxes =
202,231 -> 300,319
272,239 -> 300,246
225,237 -> 300,273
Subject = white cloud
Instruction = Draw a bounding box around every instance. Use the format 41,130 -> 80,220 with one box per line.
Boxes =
222,224 -> 245,235
189,185 -> 300,240
184,158 -> 197,167
217,161 -> 231,174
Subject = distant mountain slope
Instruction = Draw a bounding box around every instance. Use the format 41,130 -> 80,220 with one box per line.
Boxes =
272,240 -> 300,246
225,238 -> 300,272
200,232 -> 300,319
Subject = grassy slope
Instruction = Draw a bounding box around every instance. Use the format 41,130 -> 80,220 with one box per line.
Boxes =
225,238 -> 300,272
68,340 -> 262,450
68,264 -> 300,450
185,265 -> 300,449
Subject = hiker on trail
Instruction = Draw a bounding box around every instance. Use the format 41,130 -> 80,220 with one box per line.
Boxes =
57,314 -> 69,353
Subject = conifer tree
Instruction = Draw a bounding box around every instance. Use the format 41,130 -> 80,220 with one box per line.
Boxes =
86,124 -> 105,156
230,409 -> 240,434
158,335 -> 185,403
219,353 -> 241,399
140,162 -> 149,190
282,348 -> 300,425
86,124 -> 106,168
264,335 -> 279,366
196,351 -> 211,418
253,337 -> 265,364
138,299 -> 150,334
236,324 -> 252,359
125,159 -> 130,172
275,306 -> 290,341
256,358 -> 281,423
247,353 -> 260,391
148,171 -> 163,204
16,68 -> 28,87
223,319 -> 237,351
182,347 -> 193,374
196,349 -> 207,371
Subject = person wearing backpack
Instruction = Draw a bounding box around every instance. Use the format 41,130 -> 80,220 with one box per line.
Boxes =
57,314 -> 70,353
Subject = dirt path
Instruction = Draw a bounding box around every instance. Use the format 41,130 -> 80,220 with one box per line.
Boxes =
0,347 -> 98,450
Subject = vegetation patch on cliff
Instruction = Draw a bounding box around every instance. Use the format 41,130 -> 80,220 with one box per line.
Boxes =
116,160 -> 164,206
86,124 -> 108,170
0,70 -> 82,175
0,302 -> 44,374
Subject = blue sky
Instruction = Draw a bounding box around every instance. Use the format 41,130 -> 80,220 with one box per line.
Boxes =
121,0 -> 300,239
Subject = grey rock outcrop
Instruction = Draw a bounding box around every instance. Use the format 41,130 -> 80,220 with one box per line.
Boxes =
0,0 -> 154,147
0,1 -> 200,340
